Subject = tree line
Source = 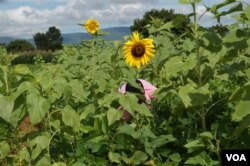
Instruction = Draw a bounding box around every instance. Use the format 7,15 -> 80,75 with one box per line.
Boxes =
4,8 -> 229,54
5,26 -> 63,53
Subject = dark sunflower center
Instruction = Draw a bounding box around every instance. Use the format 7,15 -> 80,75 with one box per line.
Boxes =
131,43 -> 145,57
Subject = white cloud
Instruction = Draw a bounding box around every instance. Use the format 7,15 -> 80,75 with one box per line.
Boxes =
0,0 -> 246,37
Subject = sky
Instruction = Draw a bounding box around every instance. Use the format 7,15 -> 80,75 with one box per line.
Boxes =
0,0 -> 249,38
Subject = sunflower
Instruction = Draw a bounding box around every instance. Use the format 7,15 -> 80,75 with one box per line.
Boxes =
123,31 -> 155,69
84,19 -> 99,34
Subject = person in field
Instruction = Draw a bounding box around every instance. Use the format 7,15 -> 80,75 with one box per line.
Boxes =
118,79 -> 157,121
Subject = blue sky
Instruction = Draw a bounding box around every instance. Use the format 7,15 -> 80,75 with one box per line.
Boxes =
0,0 -> 248,38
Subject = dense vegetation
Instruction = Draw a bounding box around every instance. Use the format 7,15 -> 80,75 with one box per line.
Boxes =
0,0 -> 250,165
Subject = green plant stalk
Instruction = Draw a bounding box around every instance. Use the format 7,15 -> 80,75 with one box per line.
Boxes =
91,34 -> 95,57
0,66 -> 10,95
192,2 -> 206,131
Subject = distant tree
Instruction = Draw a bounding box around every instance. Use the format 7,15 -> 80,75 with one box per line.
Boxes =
46,26 -> 63,51
208,24 -> 229,37
6,40 -> 34,53
130,9 -> 191,37
33,33 -> 50,50
33,26 -> 63,51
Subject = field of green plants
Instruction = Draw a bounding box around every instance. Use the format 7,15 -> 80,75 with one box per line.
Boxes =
0,0 -> 250,165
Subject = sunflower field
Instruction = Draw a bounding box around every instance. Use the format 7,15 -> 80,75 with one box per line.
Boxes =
1,0 -> 250,165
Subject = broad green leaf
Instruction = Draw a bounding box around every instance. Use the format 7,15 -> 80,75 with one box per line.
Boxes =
35,154 -> 51,166
232,100 -> 250,121
185,152 -> 218,165
182,53 -> 197,71
214,3 -> 243,18
0,94 -> 14,122
199,132 -> 213,139
210,0 -> 236,13
108,151 -> 121,164
29,133 -> 50,161
107,108 -> 123,126
136,103 -> 153,117
151,135 -> 177,149
155,21 -> 173,32
19,147 -> 30,163
0,141 -> 10,157
80,104 -> 95,120
26,91 -> 50,124
52,162 -> 67,166
169,153 -> 181,162
138,127 -> 156,139
184,139 -> 204,149
118,124 -> 137,138
164,56 -> 184,76
29,133 -> 50,149
179,0 -> 201,4
36,74 -> 53,92
13,64 -> 32,75
179,84 -> 210,108
69,79 -> 85,102
130,151 -> 148,165
62,105 -> 81,132
118,93 -> 138,116
245,5 -> 250,19
233,115 -> 250,138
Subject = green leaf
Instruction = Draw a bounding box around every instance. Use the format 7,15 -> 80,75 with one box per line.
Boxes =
118,93 -> 138,116
69,79 -> 85,102
108,151 -> 121,164
164,56 -> 184,76
26,90 -> 50,124
245,5 -> 250,20
199,132 -> 213,139
19,147 -> 30,163
29,133 -> 50,161
136,103 -> 153,117
0,94 -> 14,122
138,127 -> 156,139
62,105 -> 81,132
179,84 -> 210,108
214,3 -> 243,19
130,151 -> 148,165
179,0 -> 201,4
210,0 -> 236,13
13,64 -> 32,75
169,153 -> 181,162
185,152 -> 217,165
118,124 -> 137,138
232,100 -> 250,121
151,135 -> 177,149
80,104 -> 95,120
233,115 -> 250,138
182,53 -> 198,71
107,108 -> 123,126
184,139 -> 204,149
52,162 -> 67,166
0,141 -> 10,157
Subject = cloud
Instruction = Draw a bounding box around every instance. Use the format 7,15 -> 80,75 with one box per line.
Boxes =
0,0 -> 7,3
0,0 -> 243,37
0,0 -> 153,37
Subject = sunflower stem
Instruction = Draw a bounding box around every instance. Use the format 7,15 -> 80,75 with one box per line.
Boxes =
91,34 -> 95,57
192,2 -> 206,131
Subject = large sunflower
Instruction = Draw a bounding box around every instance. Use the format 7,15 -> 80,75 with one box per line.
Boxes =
123,31 -> 155,69
84,19 -> 99,35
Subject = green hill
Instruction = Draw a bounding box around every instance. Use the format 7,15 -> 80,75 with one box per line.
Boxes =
0,27 -> 131,46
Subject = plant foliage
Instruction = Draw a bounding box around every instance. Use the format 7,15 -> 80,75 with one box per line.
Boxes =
0,0 -> 250,165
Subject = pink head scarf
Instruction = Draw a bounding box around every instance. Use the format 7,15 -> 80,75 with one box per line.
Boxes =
118,79 -> 157,101
118,79 -> 157,121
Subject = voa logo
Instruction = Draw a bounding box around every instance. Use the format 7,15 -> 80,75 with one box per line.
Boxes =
226,154 -> 246,162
